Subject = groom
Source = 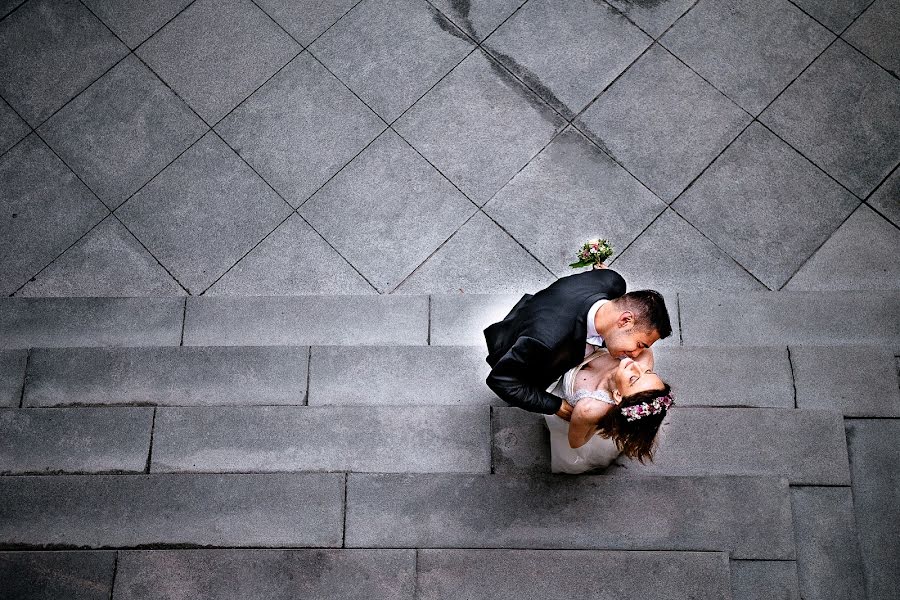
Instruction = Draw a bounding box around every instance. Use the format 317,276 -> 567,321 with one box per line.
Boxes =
484,268 -> 672,420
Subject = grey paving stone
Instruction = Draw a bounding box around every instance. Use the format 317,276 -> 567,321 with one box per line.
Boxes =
394,212 -> 555,294
418,549 -> 731,600
730,560 -> 800,600
0,96 -> 28,156
152,406 -> 490,473
309,346 -> 494,406
24,346 -> 309,407
867,166 -> 900,227
0,350 -> 25,407
137,0 -> 299,123
429,292 -> 681,347
661,0 -> 833,115
345,473 -> 795,558
183,295 -> 428,346
0,551 -> 115,600
17,217 -> 185,297
578,44 -> 751,202
0,407 -> 152,473
254,0 -> 360,46
300,130 -> 476,292
117,132 -> 292,294
652,346 -> 794,408
82,0 -> 192,48
0,473 -> 344,548
429,293 -> 523,345
484,0 -> 651,118
484,127 -> 665,277
0,134 -> 108,296
216,52 -> 385,207
0,0 -> 24,19
605,0 -> 696,38
761,40 -> 900,198
613,408 -> 850,485
429,0 -> 524,41
0,297 -> 184,349
491,408 -> 550,474
790,487 -> 866,600
0,0 -> 127,126
39,55 -> 207,209
310,0 -> 472,121
205,214 -> 376,295
394,50 -> 564,205
844,419 -> 900,598
611,210 -> 766,292
672,123 -> 858,290
785,205 -> 900,291
790,0 -> 872,32
680,291 -> 900,346
115,549 -> 415,600
844,0 -> 900,76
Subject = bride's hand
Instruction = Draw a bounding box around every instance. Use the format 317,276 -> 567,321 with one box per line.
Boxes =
592,263 -> 607,270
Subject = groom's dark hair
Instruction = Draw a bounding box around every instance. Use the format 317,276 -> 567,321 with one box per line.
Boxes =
616,290 -> 672,339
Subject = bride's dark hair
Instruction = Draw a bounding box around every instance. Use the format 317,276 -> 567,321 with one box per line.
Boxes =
596,383 -> 671,464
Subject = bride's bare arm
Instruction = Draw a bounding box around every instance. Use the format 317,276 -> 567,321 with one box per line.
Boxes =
567,399 -> 613,448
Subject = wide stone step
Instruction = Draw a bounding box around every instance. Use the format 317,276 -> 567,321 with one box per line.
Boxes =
345,473 -> 794,559
1,548 -> 734,600
0,473 -> 344,548
150,406 -> 490,474
492,407 -> 850,485
14,343 -> 896,415
0,407 -> 152,474
2,292 -> 897,350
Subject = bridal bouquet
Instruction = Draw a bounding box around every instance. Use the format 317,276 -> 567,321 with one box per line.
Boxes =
569,238 -> 613,269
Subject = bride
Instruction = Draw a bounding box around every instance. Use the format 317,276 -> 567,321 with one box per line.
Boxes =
545,346 -> 673,474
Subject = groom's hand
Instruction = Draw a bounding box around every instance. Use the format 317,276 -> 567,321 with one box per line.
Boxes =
555,402 -> 573,421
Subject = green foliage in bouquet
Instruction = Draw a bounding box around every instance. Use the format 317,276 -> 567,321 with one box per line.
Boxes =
569,238 -> 614,269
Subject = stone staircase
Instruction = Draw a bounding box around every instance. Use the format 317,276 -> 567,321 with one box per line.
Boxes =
1,293 -> 898,599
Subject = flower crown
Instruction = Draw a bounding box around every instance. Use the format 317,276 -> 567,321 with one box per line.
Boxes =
619,392 -> 675,422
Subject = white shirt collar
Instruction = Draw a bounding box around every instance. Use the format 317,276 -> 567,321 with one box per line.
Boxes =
586,299 -> 608,346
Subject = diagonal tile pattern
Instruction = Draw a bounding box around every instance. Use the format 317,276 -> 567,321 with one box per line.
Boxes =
672,123 -> 859,289
253,0 -> 362,46
81,0 -> 193,49
842,0 -> 900,76
0,96 -> 28,156
429,0 -> 525,41
300,129 -> 476,292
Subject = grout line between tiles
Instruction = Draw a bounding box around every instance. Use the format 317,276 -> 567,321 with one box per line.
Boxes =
145,407 -> 157,474
108,551 -> 118,600
786,346 -> 798,409
18,348 -> 31,408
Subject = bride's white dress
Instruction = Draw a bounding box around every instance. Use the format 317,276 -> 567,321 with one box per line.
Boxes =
544,350 -> 621,474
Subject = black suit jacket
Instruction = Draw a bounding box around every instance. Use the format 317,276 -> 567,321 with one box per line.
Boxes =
483,269 -> 627,414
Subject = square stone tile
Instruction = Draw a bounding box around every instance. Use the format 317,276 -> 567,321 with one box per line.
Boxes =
429,0 -> 525,41
791,0 -> 872,32
578,44 -> 751,202
785,204 -> 900,290
612,209 -> 765,291
310,0 -> 473,122
0,350 -> 26,407
82,0 -> 192,48
730,560 -> 800,600
254,0 -> 360,45
844,0 -> 900,76
662,0 -> 833,115
395,211 -> 555,293
217,52 -> 386,207
484,0 -> 651,118
39,55 -> 207,209
605,0 -> 697,38
761,40 -> 900,198
672,123 -> 858,289
0,135 -> 108,296
395,50 -> 564,205
0,551 -> 116,600
867,165 -> 900,227
0,97 -> 28,156
0,0 -> 25,19
137,0 -> 300,123
0,0 -> 127,126
300,130 -> 476,292
484,127 -> 665,276
117,132 -> 292,294
17,216 -> 185,297
206,214 -> 376,295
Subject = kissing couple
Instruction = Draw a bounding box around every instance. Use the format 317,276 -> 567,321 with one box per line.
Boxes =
484,265 -> 674,474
